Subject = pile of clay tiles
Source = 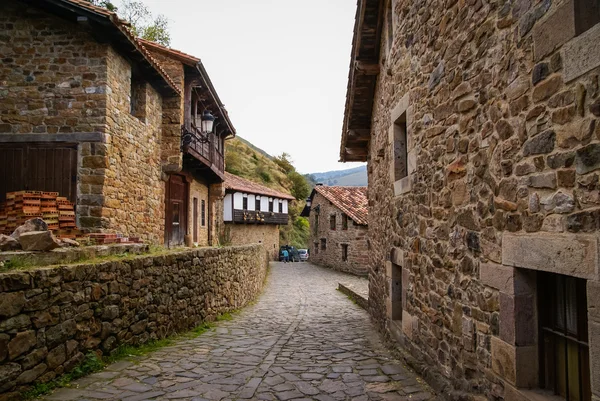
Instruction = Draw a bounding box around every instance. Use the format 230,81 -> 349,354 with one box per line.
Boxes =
87,233 -> 141,245
0,191 -> 83,239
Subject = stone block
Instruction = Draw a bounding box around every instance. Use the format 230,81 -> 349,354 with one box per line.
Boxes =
575,143 -> 600,174
480,263 -> 515,294
499,293 -> 516,344
0,292 -> 25,318
8,330 -> 36,360
589,281 -> 600,322
591,320 -> 600,396
18,231 -> 61,252
390,247 -> 404,266
402,310 -> 417,340
533,0 -> 576,61
502,232 -> 598,280
491,337 -> 537,387
562,22 -> 600,82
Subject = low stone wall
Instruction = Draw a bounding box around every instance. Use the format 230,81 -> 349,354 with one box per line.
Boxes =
0,244 -> 268,398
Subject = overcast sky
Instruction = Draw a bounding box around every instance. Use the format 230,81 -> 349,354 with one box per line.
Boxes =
136,0 -> 364,174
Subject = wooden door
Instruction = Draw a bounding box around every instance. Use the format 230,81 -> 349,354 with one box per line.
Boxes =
0,143 -> 77,202
165,174 -> 187,246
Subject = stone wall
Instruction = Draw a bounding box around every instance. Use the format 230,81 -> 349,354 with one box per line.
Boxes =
85,47 -> 165,243
225,223 -> 279,261
308,193 -> 369,276
0,244 -> 268,398
0,0 -> 109,135
363,0 -> 600,399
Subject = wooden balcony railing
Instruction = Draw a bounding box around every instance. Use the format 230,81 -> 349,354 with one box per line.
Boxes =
232,209 -> 289,225
181,124 -> 224,178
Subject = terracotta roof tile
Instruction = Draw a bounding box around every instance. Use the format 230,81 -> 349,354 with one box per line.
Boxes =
137,38 -> 200,66
224,172 -> 295,201
314,186 -> 368,226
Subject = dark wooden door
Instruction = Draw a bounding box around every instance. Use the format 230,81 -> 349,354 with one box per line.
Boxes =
0,143 -> 77,202
165,174 -> 187,246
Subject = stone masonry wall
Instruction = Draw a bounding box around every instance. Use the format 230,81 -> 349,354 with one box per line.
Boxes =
226,223 -> 280,261
0,244 -> 268,399
308,193 -> 369,276
0,0 -> 109,134
365,0 -> 600,399
98,47 -> 165,243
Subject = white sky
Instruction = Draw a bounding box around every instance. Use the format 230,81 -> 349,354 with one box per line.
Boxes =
136,0 -> 365,174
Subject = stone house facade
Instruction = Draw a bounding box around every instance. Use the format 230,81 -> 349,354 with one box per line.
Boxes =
222,172 -> 294,260
341,1 -> 600,401
0,0 -> 234,246
302,186 -> 369,276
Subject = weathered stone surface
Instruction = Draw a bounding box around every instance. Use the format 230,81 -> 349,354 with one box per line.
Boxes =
532,0 -> 576,61
480,263 -> 514,294
562,22 -> 600,82
9,218 -> 48,241
16,363 -> 46,385
8,330 -> 36,360
529,172 -> 557,189
575,143 -> 600,174
17,231 -> 61,252
0,363 -> 21,385
522,130 -> 555,155
532,76 -> 563,103
0,292 -> 25,318
0,235 -> 19,251
46,345 -> 66,369
502,232 -> 599,279
531,63 -> 549,85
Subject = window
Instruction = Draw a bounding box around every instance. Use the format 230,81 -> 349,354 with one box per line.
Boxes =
314,214 -> 319,235
269,199 -> 273,212
320,238 -> 326,251
201,200 -> 206,227
330,214 -> 336,230
394,111 -> 408,181
242,197 -> 248,210
278,202 -> 283,213
314,242 -> 319,255
574,0 -> 600,35
342,213 -> 348,230
538,272 -> 590,401
172,203 -> 180,225
341,244 -> 348,262
255,197 -> 261,211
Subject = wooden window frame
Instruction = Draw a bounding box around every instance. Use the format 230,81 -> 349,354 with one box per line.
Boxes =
201,199 -> 206,227
538,272 -> 591,401
329,214 -> 336,231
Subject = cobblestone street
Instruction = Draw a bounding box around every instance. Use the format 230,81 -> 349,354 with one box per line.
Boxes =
41,262 -> 434,401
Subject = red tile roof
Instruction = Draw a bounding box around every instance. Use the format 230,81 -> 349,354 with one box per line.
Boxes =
314,186 -> 368,226
54,0 -> 181,95
138,39 -> 201,66
224,172 -> 295,200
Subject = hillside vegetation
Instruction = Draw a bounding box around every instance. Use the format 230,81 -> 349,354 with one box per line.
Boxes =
225,137 -> 310,249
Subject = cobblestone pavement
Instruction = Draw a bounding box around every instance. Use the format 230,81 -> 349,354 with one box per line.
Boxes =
41,262 -> 435,401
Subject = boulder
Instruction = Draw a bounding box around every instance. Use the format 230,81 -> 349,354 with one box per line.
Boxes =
10,218 -> 48,241
59,238 -> 80,247
18,231 -> 61,252
0,234 -> 20,251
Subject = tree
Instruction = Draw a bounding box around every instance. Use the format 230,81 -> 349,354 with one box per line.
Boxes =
117,0 -> 171,46
273,153 -> 295,175
288,171 -> 310,201
86,0 -> 171,46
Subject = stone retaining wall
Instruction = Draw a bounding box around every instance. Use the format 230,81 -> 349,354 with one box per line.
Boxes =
0,244 -> 268,398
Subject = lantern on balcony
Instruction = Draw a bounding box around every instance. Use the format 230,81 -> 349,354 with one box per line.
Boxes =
201,110 -> 215,134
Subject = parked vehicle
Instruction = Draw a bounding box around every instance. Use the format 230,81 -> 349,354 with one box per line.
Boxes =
298,249 -> 309,261
279,245 -> 299,262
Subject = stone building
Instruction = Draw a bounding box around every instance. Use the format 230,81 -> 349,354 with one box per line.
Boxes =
0,0 -> 234,246
302,185 -> 368,276
139,39 -> 235,248
222,172 -> 294,260
340,1 -> 600,400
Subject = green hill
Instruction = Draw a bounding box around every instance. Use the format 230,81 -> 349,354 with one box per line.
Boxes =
225,137 -> 291,194
225,136 -> 310,249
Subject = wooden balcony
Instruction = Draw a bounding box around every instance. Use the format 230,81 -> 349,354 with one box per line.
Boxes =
232,209 -> 289,225
181,125 -> 224,181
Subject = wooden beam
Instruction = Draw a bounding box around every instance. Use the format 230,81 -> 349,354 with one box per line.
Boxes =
354,60 -> 380,76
